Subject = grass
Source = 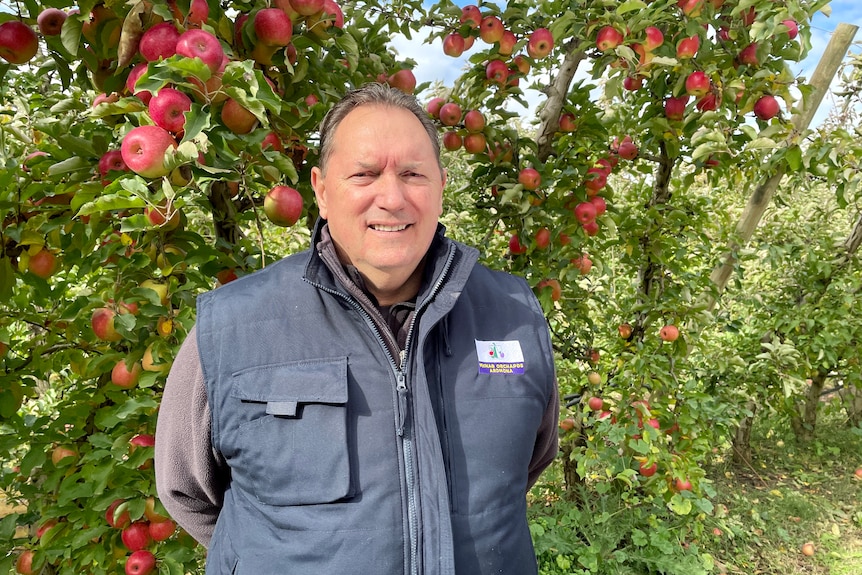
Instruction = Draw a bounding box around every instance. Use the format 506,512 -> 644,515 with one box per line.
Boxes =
702,413 -> 862,575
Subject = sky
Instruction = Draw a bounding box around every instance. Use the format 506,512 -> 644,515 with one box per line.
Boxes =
393,0 -> 862,129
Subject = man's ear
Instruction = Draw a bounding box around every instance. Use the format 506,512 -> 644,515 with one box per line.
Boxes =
311,166 -> 327,220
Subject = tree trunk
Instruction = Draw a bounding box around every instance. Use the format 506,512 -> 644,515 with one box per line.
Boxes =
790,371 -> 827,443
840,383 -> 862,428
731,401 -> 757,466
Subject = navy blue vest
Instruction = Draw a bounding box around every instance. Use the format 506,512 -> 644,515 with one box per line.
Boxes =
195,232 -> 556,574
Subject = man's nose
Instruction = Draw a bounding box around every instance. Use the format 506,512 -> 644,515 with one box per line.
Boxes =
375,172 -> 408,211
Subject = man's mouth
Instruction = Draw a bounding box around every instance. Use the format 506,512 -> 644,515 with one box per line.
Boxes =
370,224 -> 409,232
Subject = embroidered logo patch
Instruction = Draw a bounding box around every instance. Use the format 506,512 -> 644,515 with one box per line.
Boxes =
475,340 -> 525,374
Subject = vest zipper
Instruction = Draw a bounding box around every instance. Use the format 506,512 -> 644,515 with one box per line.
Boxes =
307,243 -> 456,575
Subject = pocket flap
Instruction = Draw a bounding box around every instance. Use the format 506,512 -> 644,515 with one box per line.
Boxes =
230,356 -> 348,404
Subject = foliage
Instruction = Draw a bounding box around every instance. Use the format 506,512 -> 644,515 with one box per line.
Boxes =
1,0 -> 860,573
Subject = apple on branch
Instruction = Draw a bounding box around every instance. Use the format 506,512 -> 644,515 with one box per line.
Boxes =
264,185 -> 303,226
460,4 -> 481,28
438,102 -> 462,127
479,16 -> 504,44
221,98 -> 258,134
254,8 -> 293,46
175,29 -> 225,75
753,94 -> 779,120
462,133 -> 486,154
485,59 -> 508,85
91,307 -> 123,342
37,8 -> 67,36
527,28 -> 553,59
387,69 -> 416,94
0,21 -> 39,65
125,549 -> 157,575
27,248 -> 58,279
148,87 -> 192,135
111,358 -> 142,388
595,26 -> 623,52
442,131 -> 461,151
442,33 -> 465,58
535,278 -> 561,301
139,22 -> 180,61
518,167 -> 541,191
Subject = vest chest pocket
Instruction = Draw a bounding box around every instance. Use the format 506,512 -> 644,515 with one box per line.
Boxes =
228,357 -> 351,506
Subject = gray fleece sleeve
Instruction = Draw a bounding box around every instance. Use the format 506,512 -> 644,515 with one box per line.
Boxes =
526,379 -> 560,489
154,325 -> 228,547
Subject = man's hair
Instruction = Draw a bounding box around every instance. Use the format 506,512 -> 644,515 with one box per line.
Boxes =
317,83 -> 442,174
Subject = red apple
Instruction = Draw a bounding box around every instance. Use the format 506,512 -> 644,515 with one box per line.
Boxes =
782,19 -> 799,40
498,30 -> 516,55
305,0 -> 343,38
106,499 -> 131,529
28,248 -> 57,279
221,98 -> 258,134
738,43 -> 759,66
98,150 -> 128,182
623,75 -> 643,91
559,112 -> 577,132
508,234 -> 527,255
582,221 -> 599,236
536,278 -> 561,301
175,29 -> 224,74
122,522 -> 152,552
51,446 -> 77,466
596,26 -> 623,52
685,71 -> 710,97
664,95 -> 689,121
571,253 -> 592,274
442,131 -> 462,151
616,135 -> 638,160
854,468 -> 862,480
111,359 -> 142,388
518,167 -> 541,190
460,4 -> 481,28
677,0 -> 703,17
442,33 -> 465,58
126,63 -> 152,104
0,21 -> 38,64
588,396 -> 604,411
479,16 -> 504,44
292,0 -> 325,16
753,94 -> 779,120
643,26 -> 663,51
535,227 -> 551,249
125,549 -> 156,575
639,461 -> 658,477
439,102 -> 462,126
801,542 -> 815,556
254,8 -> 292,47
618,323 -> 633,339
426,97 -> 445,118
15,550 -> 34,575
139,22 -> 180,61
387,69 -> 416,94
148,87 -> 192,134
696,92 -> 718,112
674,478 -> 693,491
676,35 -> 699,59
121,125 -> 177,178
145,201 -> 182,229
527,28 -> 553,59
93,92 -> 120,107
512,54 -> 530,75
261,131 -> 284,152
659,324 -> 680,342
574,201 -> 598,224
264,185 -> 303,226
485,59 -> 508,85
463,132 -> 486,154
37,8 -> 67,36
589,195 -> 607,216
91,307 -> 122,342
148,519 -> 175,542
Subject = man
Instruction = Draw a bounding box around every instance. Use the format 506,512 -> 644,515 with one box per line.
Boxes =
155,83 -> 559,574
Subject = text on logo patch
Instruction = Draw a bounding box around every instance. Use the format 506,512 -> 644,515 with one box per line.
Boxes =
475,340 -> 525,374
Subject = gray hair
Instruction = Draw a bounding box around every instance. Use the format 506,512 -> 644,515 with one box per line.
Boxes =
317,83 -> 442,174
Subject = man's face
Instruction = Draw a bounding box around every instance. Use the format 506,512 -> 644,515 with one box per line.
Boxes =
311,104 -> 445,293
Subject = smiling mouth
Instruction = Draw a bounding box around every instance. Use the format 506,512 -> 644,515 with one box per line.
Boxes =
370,224 -> 410,232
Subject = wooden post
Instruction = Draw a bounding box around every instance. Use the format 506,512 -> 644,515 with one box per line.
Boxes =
706,22 -> 859,310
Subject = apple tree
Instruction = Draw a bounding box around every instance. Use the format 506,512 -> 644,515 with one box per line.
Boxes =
0,0 -> 857,573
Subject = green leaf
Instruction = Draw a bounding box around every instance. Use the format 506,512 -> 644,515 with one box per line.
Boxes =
616,0 -> 648,14
0,257 -> 14,302
77,194 -> 147,216
785,146 -> 802,171
668,493 -> 693,515
47,156 -> 93,176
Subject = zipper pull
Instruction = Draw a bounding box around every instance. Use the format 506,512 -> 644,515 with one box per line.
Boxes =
396,369 -> 407,436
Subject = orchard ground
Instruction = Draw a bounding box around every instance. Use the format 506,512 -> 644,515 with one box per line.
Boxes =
529,412 -> 862,575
